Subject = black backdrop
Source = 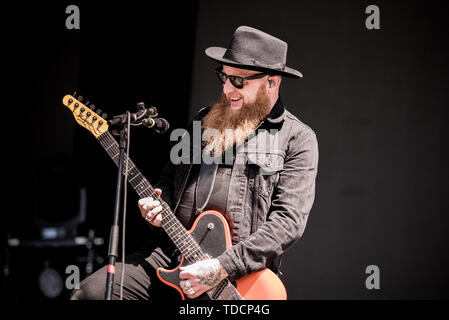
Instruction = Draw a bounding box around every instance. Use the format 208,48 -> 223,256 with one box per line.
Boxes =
3,0 -> 449,301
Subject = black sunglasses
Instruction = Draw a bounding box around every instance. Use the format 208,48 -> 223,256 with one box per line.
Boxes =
214,67 -> 267,89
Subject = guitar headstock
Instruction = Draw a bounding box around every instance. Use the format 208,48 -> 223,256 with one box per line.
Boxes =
62,93 -> 109,138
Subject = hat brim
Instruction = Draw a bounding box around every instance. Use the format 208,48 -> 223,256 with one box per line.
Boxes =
205,47 -> 303,78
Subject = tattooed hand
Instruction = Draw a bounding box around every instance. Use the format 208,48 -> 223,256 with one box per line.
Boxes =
179,259 -> 228,299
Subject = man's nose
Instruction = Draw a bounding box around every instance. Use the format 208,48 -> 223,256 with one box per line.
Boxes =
222,79 -> 236,95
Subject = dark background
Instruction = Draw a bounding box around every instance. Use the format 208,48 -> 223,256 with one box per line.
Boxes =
3,0 -> 448,300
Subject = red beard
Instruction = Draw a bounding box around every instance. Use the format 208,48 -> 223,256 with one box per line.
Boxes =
202,85 -> 271,156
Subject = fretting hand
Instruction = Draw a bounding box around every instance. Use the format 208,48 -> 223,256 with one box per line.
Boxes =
137,188 -> 163,227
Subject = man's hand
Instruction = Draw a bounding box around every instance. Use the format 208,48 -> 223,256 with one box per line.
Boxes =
137,188 -> 163,227
179,259 -> 229,299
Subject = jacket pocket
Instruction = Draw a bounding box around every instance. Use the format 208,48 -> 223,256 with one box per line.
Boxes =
247,151 -> 285,176
247,151 -> 285,198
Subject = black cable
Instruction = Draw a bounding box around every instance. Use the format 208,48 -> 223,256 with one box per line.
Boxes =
119,112 -> 131,300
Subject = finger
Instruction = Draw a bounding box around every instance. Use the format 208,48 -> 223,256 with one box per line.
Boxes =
180,279 -> 192,291
138,197 -> 153,208
184,284 -> 197,297
187,279 -> 201,289
151,213 -> 162,227
140,200 -> 159,215
140,206 -> 149,218
146,208 -> 159,222
149,200 -> 161,209
179,269 -> 194,280
181,278 -> 198,290
187,286 -> 206,299
149,205 -> 162,215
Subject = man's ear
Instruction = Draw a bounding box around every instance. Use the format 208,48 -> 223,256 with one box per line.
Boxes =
268,75 -> 282,89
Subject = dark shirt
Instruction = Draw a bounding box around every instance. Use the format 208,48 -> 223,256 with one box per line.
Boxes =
175,99 -> 284,229
176,164 -> 232,229
176,164 -> 233,229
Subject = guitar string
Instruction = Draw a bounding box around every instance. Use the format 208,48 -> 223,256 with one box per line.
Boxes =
99,132 -> 208,262
99,132 -> 243,299
98,132 -> 242,299
73,104 -> 241,299
99,133 -> 244,299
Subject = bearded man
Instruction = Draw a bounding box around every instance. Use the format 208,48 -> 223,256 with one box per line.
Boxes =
71,26 -> 318,300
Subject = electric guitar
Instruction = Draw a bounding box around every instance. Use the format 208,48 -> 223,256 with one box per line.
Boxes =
62,93 -> 287,300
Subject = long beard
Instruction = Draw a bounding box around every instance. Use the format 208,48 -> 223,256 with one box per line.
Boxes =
202,86 -> 271,157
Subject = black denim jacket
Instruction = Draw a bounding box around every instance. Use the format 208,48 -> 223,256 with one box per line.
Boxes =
156,97 -> 318,281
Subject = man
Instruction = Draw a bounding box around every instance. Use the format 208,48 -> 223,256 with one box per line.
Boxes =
71,25 -> 318,300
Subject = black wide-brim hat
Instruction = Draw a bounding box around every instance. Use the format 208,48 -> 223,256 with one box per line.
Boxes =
205,26 -> 303,78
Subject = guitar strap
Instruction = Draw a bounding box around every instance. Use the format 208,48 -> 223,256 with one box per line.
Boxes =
194,160 -> 219,215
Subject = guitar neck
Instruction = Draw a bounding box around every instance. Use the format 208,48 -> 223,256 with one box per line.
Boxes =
97,132 -> 205,263
97,132 -> 242,300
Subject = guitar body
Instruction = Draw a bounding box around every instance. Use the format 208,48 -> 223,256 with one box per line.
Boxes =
156,210 -> 287,300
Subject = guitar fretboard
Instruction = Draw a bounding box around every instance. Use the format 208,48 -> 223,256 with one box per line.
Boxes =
97,132 -> 205,263
97,131 -> 243,300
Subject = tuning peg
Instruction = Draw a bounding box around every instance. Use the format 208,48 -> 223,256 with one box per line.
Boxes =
73,91 -> 78,98
102,113 -> 108,119
85,100 -> 90,106
147,107 -> 158,117
136,102 -> 145,110
78,96 -> 84,102
90,104 -> 96,111
96,109 -> 102,115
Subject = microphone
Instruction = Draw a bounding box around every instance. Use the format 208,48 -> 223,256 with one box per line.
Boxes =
142,117 -> 170,134
107,110 -> 142,127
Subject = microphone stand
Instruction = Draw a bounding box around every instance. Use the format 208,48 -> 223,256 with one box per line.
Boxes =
105,127 -> 127,300
102,103 -> 167,300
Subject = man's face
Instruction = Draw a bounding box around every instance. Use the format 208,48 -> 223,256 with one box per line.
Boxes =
222,65 -> 268,110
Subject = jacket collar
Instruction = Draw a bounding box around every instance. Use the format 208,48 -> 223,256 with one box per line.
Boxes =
265,95 -> 286,124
